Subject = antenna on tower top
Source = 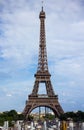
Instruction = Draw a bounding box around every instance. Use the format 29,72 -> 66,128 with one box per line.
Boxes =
42,0 -> 44,11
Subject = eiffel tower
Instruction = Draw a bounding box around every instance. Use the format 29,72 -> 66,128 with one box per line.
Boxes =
23,7 -> 64,118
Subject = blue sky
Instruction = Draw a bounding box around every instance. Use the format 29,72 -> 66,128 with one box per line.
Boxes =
0,0 -> 84,112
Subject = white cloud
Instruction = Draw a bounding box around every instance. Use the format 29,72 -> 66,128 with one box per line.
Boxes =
0,0 -> 84,112
6,94 -> 12,97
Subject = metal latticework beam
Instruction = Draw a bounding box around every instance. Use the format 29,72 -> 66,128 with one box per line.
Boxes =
32,7 -> 55,97
23,7 -> 64,119
37,8 -> 48,72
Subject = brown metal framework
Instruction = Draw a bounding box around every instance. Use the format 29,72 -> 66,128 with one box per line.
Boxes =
23,7 -> 64,118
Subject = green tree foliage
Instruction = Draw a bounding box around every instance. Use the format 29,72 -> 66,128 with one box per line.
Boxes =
60,111 -> 84,122
43,113 -> 55,120
0,110 -> 84,127
0,110 -> 24,127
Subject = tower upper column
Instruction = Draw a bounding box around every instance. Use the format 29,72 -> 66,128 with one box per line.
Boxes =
35,6 -> 50,76
39,6 -> 46,49
35,6 -> 51,80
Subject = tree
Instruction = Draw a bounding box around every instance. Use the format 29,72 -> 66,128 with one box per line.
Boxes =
0,110 -> 24,127
60,111 -> 84,122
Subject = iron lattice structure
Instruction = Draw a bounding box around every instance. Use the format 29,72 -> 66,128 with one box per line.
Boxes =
23,7 -> 64,118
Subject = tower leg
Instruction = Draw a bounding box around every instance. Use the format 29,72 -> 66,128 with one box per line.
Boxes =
39,106 -> 41,120
45,106 -> 47,116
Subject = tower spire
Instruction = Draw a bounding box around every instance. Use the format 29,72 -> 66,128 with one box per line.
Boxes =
42,1 -> 43,11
